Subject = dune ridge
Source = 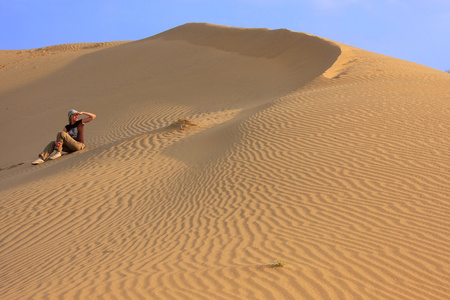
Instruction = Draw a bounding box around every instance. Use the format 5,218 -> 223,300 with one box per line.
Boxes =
1,23 -> 449,299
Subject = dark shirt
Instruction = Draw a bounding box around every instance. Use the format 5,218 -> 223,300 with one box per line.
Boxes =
65,120 -> 85,143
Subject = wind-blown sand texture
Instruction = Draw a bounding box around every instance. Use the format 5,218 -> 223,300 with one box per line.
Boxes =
1,23 -> 449,299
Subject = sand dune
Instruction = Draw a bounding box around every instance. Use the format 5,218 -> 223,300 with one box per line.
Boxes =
0,23 -> 449,299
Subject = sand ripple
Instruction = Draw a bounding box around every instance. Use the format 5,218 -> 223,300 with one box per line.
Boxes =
1,24 -> 449,299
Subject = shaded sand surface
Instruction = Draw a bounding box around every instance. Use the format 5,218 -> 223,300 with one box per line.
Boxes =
0,23 -> 449,299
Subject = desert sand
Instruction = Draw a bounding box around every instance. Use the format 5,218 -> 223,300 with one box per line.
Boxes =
0,23 -> 449,299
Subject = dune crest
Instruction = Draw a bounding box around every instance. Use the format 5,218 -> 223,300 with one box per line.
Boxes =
0,23 -> 449,299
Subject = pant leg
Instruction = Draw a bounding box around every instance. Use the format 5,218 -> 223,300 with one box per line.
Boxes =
39,141 -> 56,160
56,131 -> 85,152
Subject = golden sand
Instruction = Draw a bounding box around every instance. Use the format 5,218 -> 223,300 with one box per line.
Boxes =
0,23 -> 449,299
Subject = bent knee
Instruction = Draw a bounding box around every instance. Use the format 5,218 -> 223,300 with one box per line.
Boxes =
57,131 -> 71,139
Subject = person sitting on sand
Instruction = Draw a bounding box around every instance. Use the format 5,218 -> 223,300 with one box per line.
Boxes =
32,109 -> 96,165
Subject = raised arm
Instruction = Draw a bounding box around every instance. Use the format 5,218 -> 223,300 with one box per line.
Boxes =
78,111 -> 96,124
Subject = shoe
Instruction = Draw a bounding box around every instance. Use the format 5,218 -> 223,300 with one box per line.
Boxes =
32,158 -> 45,165
49,151 -> 62,160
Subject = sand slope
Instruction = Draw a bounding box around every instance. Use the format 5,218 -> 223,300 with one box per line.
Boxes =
0,23 -> 449,299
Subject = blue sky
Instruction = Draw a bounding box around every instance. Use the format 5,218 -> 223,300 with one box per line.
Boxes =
1,0 -> 449,71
